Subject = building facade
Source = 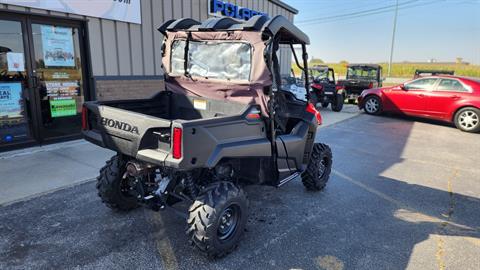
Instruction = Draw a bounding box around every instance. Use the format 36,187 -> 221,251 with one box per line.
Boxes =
0,0 -> 297,151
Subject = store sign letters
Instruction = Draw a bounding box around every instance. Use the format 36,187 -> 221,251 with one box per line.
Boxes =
210,0 -> 267,21
0,0 -> 141,24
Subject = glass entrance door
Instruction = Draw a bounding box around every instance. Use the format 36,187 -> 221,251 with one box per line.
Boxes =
0,19 -> 33,146
30,22 -> 85,139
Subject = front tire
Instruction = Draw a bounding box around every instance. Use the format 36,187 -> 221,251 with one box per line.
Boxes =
331,93 -> 344,112
187,182 -> 248,259
302,143 -> 333,191
363,95 -> 382,115
454,107 -> 480,133
96,155 -> 139,211
321,102 -> 329,108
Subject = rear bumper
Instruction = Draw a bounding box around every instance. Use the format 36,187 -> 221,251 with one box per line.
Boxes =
357,95 -> 365,109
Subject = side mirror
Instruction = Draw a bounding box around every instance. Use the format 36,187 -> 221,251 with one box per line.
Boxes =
400,84 -> 406,90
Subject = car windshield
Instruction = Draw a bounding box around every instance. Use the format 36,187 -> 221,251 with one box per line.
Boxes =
347,66 -> 377,80
171,40 -> 251,81
310,68 -> 329,81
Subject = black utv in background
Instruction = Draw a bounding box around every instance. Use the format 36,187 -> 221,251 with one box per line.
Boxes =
82,15 -> 332,259
337,64 -> 383,103
309,65 -> 345,112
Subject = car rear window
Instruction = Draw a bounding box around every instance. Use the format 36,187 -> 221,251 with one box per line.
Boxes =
436,79 -> 468,92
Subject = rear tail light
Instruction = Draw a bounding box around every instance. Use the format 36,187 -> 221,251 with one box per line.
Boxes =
306,102 -> 322,125
81,105 -> 89,130
172,127 -> 182,159
246,107 -> 261,120
311,83 -> 323,90
368,82 -> 374,88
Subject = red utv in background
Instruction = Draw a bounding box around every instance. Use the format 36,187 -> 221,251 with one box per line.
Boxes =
358,75 -> 480,133
309,65 -> 345,112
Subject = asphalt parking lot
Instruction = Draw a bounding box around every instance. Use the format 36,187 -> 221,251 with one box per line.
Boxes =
1,111 -> 479,270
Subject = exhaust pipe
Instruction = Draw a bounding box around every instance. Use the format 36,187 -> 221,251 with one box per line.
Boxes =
126,161 -> 155,177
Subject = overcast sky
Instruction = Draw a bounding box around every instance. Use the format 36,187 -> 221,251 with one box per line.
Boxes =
283,0 -> 480,64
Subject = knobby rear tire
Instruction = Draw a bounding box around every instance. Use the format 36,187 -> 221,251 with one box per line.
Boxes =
301,143 -> 333,191
186,181 -> 248,259
96,155 -> 139,211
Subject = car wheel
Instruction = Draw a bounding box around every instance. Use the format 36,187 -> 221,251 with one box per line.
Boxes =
321,102 -> 329,108
454,107 -> 480,133
363,95 -> 382,115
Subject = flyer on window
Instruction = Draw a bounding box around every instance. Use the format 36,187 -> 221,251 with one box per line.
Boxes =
49,98 -> 77,118
6,52 -> 25,72
0,82 -> 23,118
41,25 -> 75,67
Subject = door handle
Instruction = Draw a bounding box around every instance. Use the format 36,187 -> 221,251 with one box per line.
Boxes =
418,93 -> 425,97
450,95 -> 461,100
28,76 -> 39,88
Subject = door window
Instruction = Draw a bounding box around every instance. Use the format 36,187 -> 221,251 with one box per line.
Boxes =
31,23 -> 84,138
404,78 -> 438,90
0,19 -> 31,145
436,79 -> 469,92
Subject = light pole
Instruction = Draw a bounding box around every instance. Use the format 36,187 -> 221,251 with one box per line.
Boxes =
388,0 -> 399,77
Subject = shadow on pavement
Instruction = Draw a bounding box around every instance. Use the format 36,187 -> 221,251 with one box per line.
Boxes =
0,114 -> 479,270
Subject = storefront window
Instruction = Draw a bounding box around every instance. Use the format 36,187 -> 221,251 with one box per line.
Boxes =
0,20 -> 30,145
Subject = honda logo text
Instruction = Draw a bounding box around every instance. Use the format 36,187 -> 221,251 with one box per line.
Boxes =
100,117 -> 139,134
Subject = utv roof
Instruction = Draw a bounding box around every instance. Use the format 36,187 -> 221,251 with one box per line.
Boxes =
310,65 -> 331,70
348,64 -> 382,68
415,69 -> 454,75
158,15 -> 310,44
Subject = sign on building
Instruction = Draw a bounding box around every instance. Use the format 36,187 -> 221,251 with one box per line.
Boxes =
0,0 -> 141,24
209,0 -> 267,21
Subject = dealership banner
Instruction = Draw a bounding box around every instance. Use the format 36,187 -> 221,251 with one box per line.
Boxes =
0,0 -> 141,24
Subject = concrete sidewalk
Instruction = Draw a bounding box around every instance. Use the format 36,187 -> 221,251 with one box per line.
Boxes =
0,105 -> 360,206
0,140 -> 113,205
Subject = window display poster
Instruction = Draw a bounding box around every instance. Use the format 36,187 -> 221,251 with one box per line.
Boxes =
41,25 -> 75,67
50,98 -> 77,118
45,81 -> 79,97
0,82 -> 23,118
6,52 -> 25,72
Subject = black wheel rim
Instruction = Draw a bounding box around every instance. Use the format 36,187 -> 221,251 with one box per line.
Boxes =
120,172 -> 135,197
217,205 -> 240,241
318,157 -> 329,178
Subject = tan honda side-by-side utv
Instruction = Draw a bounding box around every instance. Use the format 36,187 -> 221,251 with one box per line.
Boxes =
82,15 -> 332,258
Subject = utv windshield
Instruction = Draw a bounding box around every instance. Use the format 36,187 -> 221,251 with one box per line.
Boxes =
310,68 -> 329,81
171,40 -> 251,81
346,66 -> 377,80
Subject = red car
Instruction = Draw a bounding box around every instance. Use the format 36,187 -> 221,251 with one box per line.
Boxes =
358,76 -> 480,132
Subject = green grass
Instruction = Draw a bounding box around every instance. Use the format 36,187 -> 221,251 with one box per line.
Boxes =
293,61 -> 480,78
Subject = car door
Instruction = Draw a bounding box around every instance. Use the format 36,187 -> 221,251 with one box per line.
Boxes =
425,78 -> 471,120
382,78 -> 438,115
